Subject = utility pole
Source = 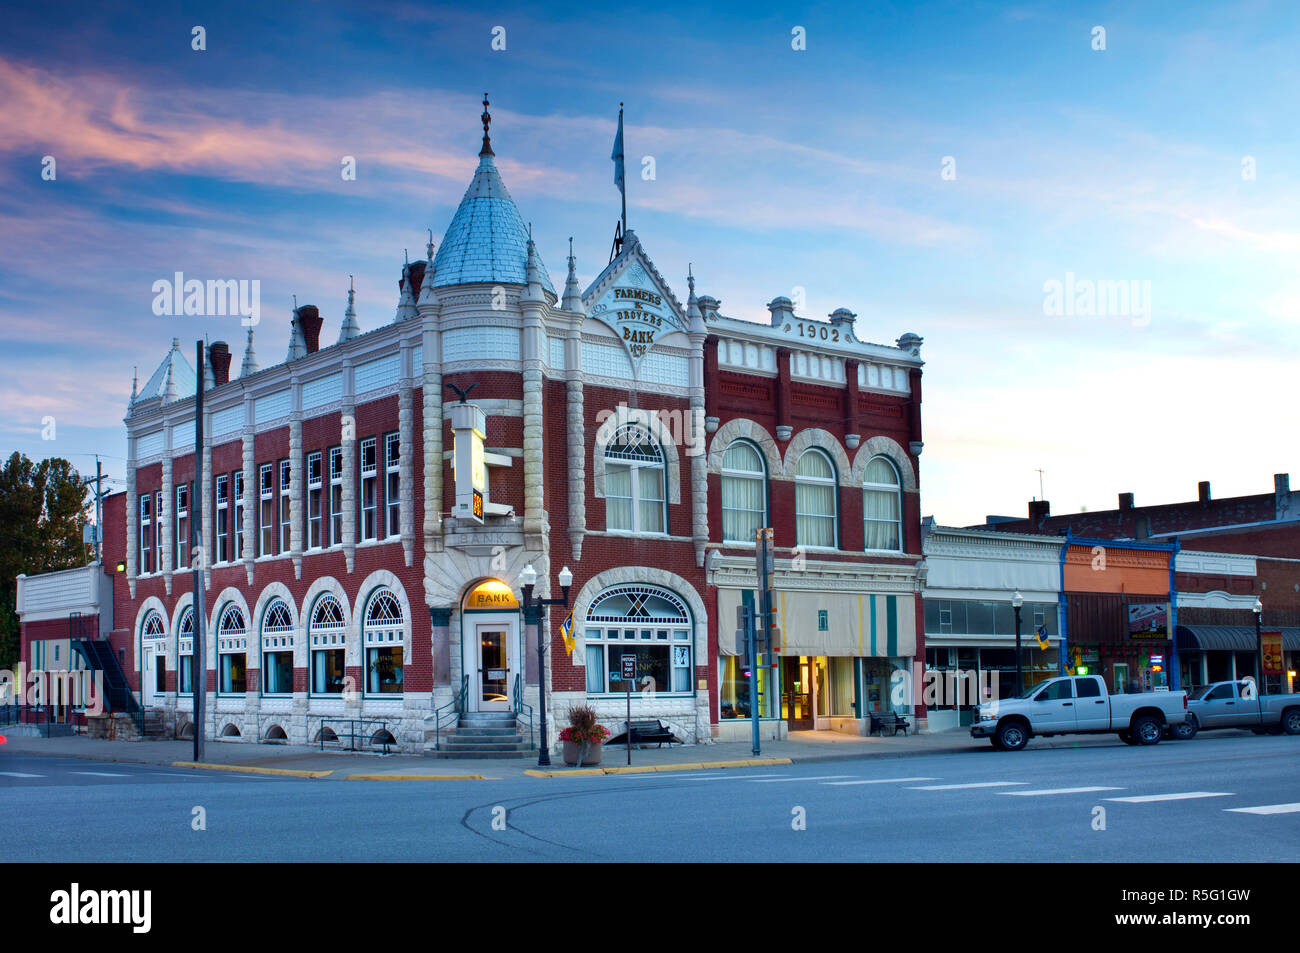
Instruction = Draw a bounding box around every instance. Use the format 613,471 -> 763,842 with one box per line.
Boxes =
193,340 -> 207,763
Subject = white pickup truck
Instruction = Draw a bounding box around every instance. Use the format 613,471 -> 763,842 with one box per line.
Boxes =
970,674 -> 1188,750
1172,679 -> 1300,739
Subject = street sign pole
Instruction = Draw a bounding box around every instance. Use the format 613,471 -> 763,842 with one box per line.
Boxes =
192,341 -> 206,764
622,653 -> 636,765
752,527 -> 775,757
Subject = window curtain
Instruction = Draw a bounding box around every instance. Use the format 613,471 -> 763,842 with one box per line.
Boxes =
863,487 -> 900,550
638,466 -> 664,533
722,474 -> 763,542
796,481 -> 836,547
606,465 -> 632,530
585,640 -> 605,693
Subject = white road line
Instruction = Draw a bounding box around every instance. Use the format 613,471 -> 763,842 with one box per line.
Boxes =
747,775 -> 854,783
683,774 -> 787,781
0,771 -> 43,778
823,777 -> 940,786
1105,792 -> 1234,803
71,771 -> 131,777
910,781 -> 1028,790
1225,803 -> 1300,815
1001,786 -> 1124,797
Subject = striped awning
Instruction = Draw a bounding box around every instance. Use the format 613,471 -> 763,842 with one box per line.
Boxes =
1175,625 -> 1300,652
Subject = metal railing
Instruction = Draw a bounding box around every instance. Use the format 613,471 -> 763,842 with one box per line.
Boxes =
0,704 -> 76,736
513,673 -> 535,749
430,675 -> 468,750
310,716 -> 394,753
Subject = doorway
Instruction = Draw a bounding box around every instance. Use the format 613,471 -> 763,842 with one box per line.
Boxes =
474,623 -> 512,711
782,656 -> 814,729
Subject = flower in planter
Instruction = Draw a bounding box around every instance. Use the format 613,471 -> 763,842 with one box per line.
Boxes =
561,705 -> 611,745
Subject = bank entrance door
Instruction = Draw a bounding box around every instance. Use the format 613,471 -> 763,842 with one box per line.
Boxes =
782,656 -> 814,729
475,624 -> 512,711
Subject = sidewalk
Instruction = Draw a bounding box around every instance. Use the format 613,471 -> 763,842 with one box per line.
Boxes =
0,727 -> 1121,780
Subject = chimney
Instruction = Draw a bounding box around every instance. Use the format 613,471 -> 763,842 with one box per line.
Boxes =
1028,499 -> 1050,521
298,305 -> 323,354
1118,492 -> 1134,510
1276,473 -> 1290,495
766,296 -> 795,328
1198,480 -> 1211,503
209,341 -> 231,386
1277,473 -> 1293,520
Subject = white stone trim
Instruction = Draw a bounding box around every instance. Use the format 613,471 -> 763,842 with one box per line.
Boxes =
782,428 -> 853,484
707,418 -> 782,477
355,570 -> 413,665
591,404 -> 683,504
301,576 -> 355,667
851,436 -> 916,493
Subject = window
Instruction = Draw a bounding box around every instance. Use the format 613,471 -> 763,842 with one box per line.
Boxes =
279,460 -> 292,553
258,463 -> 275,556
233,471 -> 245,560
583,585 -> 692,694
364,589 -> 404,694
142,611 -> 165,639
795,449 -> 837,548
307,452 -> 323,549
174,483 -> 190,571
154,491 -> 163,570
310,595 -> 346,694
721,440 -> 765,543
1036,679 -> 1073,701
261,600 -> 294,695
215,474 -> 229,563
385,432 -> 400,539
178,607 -> 194,695
360,436 -> 377,541
604,424 -> 665,534
1076,678 -> 1101,698
1206,683 -> 1235,701
139,493 -> 153,573
217,604 -> 247,694
329,447 -> 343,546
863,456 -> 901,551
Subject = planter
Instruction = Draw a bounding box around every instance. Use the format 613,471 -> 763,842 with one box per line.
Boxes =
562,739 -> 604,766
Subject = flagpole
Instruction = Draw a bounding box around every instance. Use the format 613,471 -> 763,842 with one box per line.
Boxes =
620,104 -> 627,237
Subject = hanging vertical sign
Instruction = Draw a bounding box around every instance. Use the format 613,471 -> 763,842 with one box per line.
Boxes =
1262,631 -> 1283,674
451,402 -> 487,526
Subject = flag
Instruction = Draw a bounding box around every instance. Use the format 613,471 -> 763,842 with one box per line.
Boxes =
611,105 -> 625,196
560,609 -> 575,656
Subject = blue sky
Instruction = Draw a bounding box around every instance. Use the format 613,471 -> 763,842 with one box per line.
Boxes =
2,0 -> 1297,524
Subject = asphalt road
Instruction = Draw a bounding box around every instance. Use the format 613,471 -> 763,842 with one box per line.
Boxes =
3,734 -> 1297,862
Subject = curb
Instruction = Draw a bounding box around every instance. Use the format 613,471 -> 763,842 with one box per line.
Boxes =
525,757 -> 791,778
169,761 -> 332,779
346,774 -> 486,781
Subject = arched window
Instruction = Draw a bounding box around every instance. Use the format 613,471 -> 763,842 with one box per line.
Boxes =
604,424 -> 665,534
583,585 -> 692,695
721,440 -> 766,543
863,456 -> 902,551
309,595 -> 346,695
364,589 -> 404,695
795,448 -> 837,548
217,604 -> 247,694
261,599 -> 294,695
142,611 -> 165,640
177,607 -> 194,695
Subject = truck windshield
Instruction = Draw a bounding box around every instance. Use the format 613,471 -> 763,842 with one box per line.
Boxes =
1018,679 -> 1056,699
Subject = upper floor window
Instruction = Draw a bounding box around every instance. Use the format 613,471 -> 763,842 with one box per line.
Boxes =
863,456 -> 901,551
328,447 -> 343,546
233,471 -> 245,560
604,424 -> 665,534
174,483 -> 190,571
278,460 -> 292,553
360,436 -> 378,541
384,432 -> 400,539
306,451 -> 323,550
154,491 -> 163,569
215,474 -> 229,563
721,440 -> 766,543
258,463 -> 275,556
139,493 -> 153,574
795,448 -> 837,548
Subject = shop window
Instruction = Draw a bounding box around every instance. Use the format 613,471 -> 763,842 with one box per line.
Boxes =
584,585 -> 691,694
364,589 -> 404,694
177,607 -> 194,695
218,604 -> 247,694
261,600 -> 294,695
310,594 -> 346,694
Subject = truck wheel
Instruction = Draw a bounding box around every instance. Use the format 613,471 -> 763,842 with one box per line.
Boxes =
1282,708 -> 1300,736
1133,716 -> 1163,745
995,721 -> 1029,751
1118,730 -> 1137,745
989,735 -> 1005,750
1170,716 -> 1198,741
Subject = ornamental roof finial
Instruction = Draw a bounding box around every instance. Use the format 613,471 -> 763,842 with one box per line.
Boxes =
480,93 -> 494,157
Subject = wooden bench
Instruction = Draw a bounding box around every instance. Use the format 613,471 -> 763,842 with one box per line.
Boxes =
626,719 -> 678,748
868,711 -> 910,736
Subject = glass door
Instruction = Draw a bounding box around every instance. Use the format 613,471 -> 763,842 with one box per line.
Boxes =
782,656 -> 813,729
476,626 -> 510,711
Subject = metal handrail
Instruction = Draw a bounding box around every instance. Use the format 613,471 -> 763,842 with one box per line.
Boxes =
310,715 -> 393,753
431,675 -> 468,750
513,673 -> 535,749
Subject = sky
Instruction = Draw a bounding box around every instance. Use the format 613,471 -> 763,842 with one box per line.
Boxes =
1,0 -> 1297,526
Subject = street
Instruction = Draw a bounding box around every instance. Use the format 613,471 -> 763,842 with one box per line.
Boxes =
3,734 -> 1297,862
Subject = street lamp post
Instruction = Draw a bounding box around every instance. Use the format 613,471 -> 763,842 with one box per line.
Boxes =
1253,597 -> 1264,694
1013,591 -> 1024,695
520,563 -> 573,767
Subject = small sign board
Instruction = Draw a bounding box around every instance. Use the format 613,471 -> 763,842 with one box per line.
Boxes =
621,654 -> 637,681
488,669 -> 506,680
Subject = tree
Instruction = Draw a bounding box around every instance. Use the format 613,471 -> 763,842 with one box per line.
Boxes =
0,452 -> 91,668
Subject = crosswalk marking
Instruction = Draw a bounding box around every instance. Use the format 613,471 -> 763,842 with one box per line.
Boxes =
1225,803 -> 1300,815
1001,786 -> 1123,796
1105,792 -> 1233,803
823,777 -> 939,786
0,771 -> 43,778
910,781 -> 1027,790
747,775 -> 853,783
71,771 -> 130,777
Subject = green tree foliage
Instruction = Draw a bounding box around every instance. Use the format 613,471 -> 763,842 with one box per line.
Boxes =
0,453 -> 90,668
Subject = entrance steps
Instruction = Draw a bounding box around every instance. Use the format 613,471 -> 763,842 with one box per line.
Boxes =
426,711 -> 533,759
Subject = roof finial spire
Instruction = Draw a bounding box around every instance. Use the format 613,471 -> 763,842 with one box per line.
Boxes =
340,275 -> 361,342
426,228 -> 435,261
562,236 -> 583,313
480,93 -> 494,157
